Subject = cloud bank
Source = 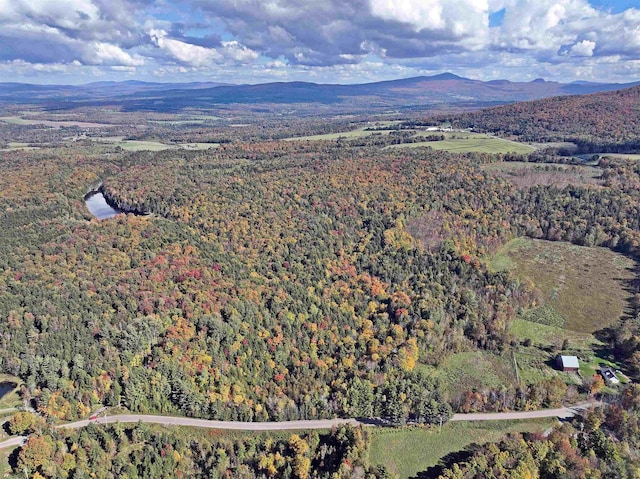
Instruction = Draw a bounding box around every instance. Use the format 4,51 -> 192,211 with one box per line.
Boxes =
0,0 -> 639,83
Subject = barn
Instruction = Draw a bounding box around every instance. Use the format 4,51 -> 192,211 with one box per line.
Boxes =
556,355 -> 579,372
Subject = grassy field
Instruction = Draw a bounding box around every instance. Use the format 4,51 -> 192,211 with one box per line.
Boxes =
286,127 -> 535,154
112,140 -> 173,151
420,352 -> 517,396
510,317 -> 630,386
574,153 -> 640,161
510,318 -> 596,385
387,133 -> 536,154
600,153 -> 640,160
284,128 -> 398,141
490,238 -> 635,333
178,142 -> 220,150
1,143 -> 41,151
92,137 -> 219,151
0,116 -> 110,128
370,419 -> 553,479
492,238 -> 636,385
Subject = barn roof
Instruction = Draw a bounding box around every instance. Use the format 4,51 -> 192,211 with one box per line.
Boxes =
560,355 -> 579,368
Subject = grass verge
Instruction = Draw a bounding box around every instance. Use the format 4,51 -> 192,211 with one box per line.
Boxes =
370,419 -> 554,479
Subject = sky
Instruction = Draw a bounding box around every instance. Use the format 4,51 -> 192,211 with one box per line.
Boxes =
0,0 -> 639,85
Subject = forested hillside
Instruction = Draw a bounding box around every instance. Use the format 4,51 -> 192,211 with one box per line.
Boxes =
3,135 -> 640,428
442,85 -> 640,152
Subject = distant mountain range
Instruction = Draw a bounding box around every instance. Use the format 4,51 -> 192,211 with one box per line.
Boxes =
0,73 -> 638,112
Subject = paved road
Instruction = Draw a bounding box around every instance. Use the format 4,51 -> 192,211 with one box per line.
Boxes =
60,415 -> 361,431
0,436 -> 26,450
451,402 -> 595,421
0,401 -> 599,450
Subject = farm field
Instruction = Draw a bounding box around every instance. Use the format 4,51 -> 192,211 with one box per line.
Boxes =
370,419 -> 554,479
598,153 -> 640,160
148,115 -> 222,125
387,133 -> 536,154
178,142 -> 220,150
490,238 -> 636,333
0,142 -> 40,151
283,128 -> 398,141
113,140 -> 172,151
92,137 -> 219,151
492,238 -> 636,386
0,116 -> 111,128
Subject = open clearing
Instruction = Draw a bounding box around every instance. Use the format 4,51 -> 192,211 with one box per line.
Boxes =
287,128 -> 536,154
570,152 -> 640,161
0,116 -> 112,128
1,142 -> 41,151
92,137 -> 219,151
420,352 -> 517,397
598,153 -> 640,160
113,140 -> 172,151
284,128 -> 398,141
482,161 -> 603,188
387,133 -> 536,154
370,419 -> 553,479
491,238 -> 635,333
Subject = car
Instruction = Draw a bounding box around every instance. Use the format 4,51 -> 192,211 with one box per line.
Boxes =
600,367 -> 620,385
89,414 -> 99,420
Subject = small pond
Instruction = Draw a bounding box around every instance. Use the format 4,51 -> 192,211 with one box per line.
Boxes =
85,191 -> 124,220
0,381 -> 17,401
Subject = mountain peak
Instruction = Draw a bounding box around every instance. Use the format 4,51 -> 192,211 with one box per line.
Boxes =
426,72 -> 467,81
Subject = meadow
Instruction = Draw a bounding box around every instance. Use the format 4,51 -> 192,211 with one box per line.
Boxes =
387,132 -> 536,154
489,238 -> 636,387
369,419 -> 553,479
490,238 -> 635,333
419,352 -> 517,397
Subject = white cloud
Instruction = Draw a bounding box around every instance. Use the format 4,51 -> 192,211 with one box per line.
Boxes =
493,0 -> 640,62
10,0 -> 101,28
221,41 -> 259,62
370,0 -> 445,30
567,39 -> 596,57
90,42 -> 145,66
151,29 -> 223,66
369,0 -> 489,38
150,30 -> 258,66
1,0 -> 640,84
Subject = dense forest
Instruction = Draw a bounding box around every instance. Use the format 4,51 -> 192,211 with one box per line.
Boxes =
441,85 -> 640,153
12,420 -> 389,479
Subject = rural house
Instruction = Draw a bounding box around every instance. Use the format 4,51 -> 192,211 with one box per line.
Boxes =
556,355 -> 579,372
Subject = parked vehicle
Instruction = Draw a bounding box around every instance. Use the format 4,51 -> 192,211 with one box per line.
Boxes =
600,367 -> 620,385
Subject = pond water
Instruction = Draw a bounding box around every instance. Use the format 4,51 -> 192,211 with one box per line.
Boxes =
85,191 -> 124,220
0,381 -> 16,400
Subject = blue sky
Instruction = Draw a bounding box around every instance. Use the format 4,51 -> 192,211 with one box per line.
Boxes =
0,0 -> 639,84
